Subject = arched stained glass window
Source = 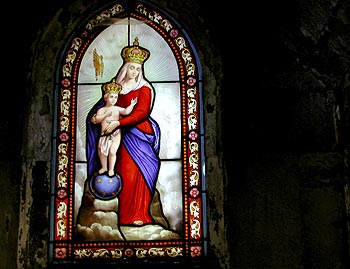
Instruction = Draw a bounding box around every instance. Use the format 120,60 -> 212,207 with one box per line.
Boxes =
50,0 -> 206,266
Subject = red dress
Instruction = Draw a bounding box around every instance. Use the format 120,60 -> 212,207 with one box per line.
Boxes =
115,86 -> 160,225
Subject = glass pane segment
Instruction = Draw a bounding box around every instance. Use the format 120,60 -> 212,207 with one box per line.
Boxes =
78,18 -> 179,83
152,82 -> 181,159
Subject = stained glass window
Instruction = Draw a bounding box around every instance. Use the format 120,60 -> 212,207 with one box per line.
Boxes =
50,0 -> 206,266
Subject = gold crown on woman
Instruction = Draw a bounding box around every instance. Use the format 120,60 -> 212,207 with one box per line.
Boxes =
121,37 -> 150,64
103,79 -> 122,94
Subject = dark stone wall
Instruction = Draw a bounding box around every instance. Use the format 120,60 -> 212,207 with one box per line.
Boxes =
224,0 -> 350,268
0,0 -> 349,268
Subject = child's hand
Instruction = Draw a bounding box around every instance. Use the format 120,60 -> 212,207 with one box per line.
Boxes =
104,111 -> 112,117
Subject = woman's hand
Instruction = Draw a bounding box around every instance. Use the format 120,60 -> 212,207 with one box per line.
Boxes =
104,120 -> 120,133
91,114 -> 97,124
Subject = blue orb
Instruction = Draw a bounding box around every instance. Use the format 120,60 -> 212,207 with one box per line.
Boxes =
89,173 -> 122,200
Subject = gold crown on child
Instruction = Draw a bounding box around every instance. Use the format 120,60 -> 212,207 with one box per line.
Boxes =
103,79 -> 122,94
121,37 -> 150,64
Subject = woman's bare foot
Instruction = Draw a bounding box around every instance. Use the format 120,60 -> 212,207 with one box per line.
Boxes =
108,170 -> 114,177
133,220 -> 143,226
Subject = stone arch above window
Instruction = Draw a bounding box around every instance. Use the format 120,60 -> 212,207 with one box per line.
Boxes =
50,0 -> 206,267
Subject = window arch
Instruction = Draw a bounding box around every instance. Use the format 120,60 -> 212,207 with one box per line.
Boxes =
50,0 -> 206,266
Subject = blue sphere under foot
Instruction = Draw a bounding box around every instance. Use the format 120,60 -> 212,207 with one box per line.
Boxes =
89,173 -> 122,200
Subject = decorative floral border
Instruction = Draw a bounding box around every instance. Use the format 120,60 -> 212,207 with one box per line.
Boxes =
52,0 -> 204,262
